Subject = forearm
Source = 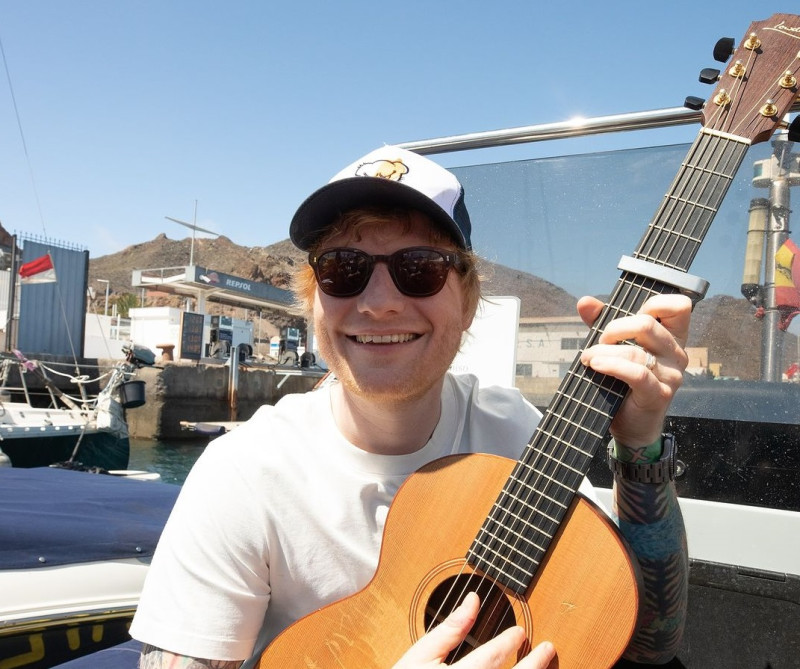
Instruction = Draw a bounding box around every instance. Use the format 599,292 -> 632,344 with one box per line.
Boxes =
139,644 -> 243,669
611,476 -> 688,664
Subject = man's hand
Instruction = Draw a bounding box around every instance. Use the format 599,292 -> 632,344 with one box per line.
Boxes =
577,293 -> 691,447
392,592 -> 555,669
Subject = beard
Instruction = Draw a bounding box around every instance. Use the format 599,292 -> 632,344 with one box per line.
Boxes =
314,316 -> 465,407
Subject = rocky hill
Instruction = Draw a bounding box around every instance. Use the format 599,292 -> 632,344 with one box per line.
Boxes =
87,234 -> 579,318
88,233 -> 792,380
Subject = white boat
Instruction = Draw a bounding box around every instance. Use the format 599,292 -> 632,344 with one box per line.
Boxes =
0,344 -> 154,471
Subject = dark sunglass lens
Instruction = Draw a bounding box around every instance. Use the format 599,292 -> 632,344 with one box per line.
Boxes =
392,249 -> 450,296
316,250 -> 371,296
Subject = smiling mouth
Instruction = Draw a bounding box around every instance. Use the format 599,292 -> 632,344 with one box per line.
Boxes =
354,333 -> 419,344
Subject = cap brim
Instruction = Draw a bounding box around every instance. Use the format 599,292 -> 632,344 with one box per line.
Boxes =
289,177 -> 467,251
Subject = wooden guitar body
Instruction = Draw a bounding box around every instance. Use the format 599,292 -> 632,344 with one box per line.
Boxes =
259,453 -> 640,668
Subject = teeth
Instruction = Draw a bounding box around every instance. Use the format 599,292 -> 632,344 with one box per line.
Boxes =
356,333 -> 416,344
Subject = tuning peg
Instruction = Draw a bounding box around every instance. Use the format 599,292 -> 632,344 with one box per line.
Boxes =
699,68 -> 720,84
684,96 -> 705,111
787,116 -> 800,142
713,37 -> 735,62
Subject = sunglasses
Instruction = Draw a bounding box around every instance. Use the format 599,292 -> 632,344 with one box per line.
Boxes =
309,246 -> 466,298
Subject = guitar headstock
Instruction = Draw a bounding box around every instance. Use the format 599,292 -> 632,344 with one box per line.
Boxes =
701,13 -> 800,144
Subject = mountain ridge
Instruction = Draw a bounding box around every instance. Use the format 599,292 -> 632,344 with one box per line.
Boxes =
87,234 -> 785,380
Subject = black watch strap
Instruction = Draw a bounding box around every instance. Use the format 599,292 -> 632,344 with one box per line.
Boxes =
608,433 -> 676,483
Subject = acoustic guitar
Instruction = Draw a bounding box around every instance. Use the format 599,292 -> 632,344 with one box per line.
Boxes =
260,14 -> 800,668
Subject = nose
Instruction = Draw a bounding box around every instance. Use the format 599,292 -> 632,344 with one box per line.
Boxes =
356,262 -> 405,316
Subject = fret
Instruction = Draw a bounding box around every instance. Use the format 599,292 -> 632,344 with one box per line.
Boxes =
537,425 -> 605,458
471,523 -> 547,561
478,529 -> 554,565
500,472 -> 574,502
679,161 -> 738,181
548,383 -> 627,416
483,502 -> 562,542
533,407 -> 615,446
466,553 -> 531,592
529,427 -> 596,459
473,523 -> 549,557
618,274 -> 668,293
541,407 -> 608,440
662,194 -> 717,213
522,450 -> 585,478
499,474 -> 575,518
634,223 -> 703,247
489,487 -> 569,535
490,497 -> 565,529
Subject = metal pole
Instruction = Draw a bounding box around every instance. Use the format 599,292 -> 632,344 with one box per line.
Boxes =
229,344 -> 241,421
5,235 -> 17,351
397,102 -> 800,155
398,107 -> 700,154
97,279 -> 110,316
761,139 -> 794,382
190,200 -> 198,267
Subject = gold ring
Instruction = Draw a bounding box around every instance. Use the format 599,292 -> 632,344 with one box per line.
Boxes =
644,351 -> 657,371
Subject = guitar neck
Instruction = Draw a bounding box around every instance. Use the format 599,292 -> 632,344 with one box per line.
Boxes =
468,129 -> 751,593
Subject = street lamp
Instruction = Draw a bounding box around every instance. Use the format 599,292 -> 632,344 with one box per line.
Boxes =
97,279 -> 110,316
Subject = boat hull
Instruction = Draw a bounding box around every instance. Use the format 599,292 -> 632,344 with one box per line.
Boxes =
0,431 -> 130,470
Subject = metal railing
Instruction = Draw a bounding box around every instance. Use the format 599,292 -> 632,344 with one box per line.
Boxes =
397,102 -> 800,155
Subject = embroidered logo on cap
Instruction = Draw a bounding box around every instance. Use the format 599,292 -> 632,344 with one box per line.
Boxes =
354,158 -> 409,182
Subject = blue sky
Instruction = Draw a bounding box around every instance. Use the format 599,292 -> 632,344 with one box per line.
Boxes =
0,1 -> 790,268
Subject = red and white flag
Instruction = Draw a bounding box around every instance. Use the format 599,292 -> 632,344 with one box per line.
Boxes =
19,253 -> 57,284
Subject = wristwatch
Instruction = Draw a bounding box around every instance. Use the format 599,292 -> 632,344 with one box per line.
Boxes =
607,433 -> 676,484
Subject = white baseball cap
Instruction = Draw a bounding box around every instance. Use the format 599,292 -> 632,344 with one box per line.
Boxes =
290,145 -> 472,251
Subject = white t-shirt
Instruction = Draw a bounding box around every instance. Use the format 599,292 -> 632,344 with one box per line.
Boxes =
130,373 -> 592,665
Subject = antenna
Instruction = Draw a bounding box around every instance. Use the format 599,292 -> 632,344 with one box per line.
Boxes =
165,200 -> 219,266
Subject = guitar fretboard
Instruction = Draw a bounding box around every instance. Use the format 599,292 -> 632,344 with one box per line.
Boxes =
468,129 -> 751,592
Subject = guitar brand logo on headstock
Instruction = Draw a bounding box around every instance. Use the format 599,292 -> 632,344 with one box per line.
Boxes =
767,20 -> 800,39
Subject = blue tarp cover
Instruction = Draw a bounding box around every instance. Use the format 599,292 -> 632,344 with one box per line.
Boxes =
0,467 -> 179,569
52,639 -> 142,668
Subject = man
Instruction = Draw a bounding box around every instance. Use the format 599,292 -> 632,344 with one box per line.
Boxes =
132,145 -> 690,668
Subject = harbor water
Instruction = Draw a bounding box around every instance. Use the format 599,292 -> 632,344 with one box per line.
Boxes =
128,438 -> 207,485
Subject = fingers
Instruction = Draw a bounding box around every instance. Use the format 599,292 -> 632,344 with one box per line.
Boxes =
393,592 -> 480,667
576,295 -> 603,328
578,294 -> 691,347
578,294 -> 690,367
392,592 -> 556,669
517,641 -> 556,669
577,294 -> 692,446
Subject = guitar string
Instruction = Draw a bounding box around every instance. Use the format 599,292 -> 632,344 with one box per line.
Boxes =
425,32 -> 791,655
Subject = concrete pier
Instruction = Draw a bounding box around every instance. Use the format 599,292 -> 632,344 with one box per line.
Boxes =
125,361 -> 326,440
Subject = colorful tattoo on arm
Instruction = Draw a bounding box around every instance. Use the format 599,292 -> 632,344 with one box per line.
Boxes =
139,644 -> 243,669
612,480 -> 689,664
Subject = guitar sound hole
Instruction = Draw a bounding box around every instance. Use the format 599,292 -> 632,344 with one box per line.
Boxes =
424,574 -> 517,662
